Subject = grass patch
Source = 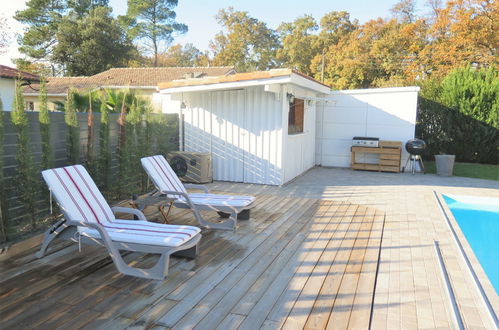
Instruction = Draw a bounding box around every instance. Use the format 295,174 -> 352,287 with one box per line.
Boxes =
424,161 -> 499,181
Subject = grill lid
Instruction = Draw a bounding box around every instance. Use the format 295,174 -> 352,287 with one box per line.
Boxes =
405,139 -> 426,155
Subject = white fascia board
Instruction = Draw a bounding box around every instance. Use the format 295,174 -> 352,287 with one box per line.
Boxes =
103,85 -> 156,90
289,74 -> 331,94
159,76 -> 292,94
330,86 -> 420,95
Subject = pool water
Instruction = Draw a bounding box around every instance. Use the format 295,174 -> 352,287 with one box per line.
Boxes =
443,194 -> 499,294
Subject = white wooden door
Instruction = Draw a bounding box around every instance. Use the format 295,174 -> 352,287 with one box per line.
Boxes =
210,90 -> 245,182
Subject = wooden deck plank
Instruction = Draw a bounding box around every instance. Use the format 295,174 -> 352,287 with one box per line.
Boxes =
267,203 -> 358,328
185,201 -> 343,330
281,203 -> 353,329
162,199 -> 323,328
295,204 -> 360,329
13,182 -> 493,330
325,205 -> 373,330
85,194 -> 300,329
347,210 -> 385,329
237,203 -> 349,330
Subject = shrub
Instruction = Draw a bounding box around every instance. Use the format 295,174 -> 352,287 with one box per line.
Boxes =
416,67 -> 498,164
0,97 -> 7,241
65,88 -> 80,164
39,77 -> 53,170
11,80 -> 39,230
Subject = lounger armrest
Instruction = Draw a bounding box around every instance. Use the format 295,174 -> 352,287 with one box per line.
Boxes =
160,190 -> 197,209
66,220 -> 164,279
183,184 -> 209,193
111,207 -> 147,221
159,190 -> 188,199
66,220 -> 115,246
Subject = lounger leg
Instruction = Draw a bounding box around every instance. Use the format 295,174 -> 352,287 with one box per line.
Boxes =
172,244 -> 198,259
35,219 -> 68,258
116,250 -> 171,281
186,204 -> 236,231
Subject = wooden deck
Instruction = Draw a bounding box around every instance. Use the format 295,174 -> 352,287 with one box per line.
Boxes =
0,193 -> 385,329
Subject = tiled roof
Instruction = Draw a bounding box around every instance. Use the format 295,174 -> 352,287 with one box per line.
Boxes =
24,66 -> 236,95
90,67 -> 235,87
158,69 -> 330,90
0,64 -> 40,81
24,77 -> 94,95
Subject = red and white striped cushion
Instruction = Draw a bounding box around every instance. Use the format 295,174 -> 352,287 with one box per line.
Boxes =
182,193 -> 255,207
79,220 -> 201,247
141,155 -> 187,195
42,165 -> 200,247
42,165 -> 115,225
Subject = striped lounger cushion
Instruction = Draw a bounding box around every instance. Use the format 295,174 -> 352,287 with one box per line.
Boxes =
141,155 -> 255,207
42,165 -> 200,247
184,193 -> 254,207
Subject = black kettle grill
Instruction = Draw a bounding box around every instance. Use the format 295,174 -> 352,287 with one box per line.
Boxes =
403,139 -> 426,174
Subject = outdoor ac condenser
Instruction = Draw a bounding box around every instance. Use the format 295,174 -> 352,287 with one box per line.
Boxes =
167,151 -> 213,184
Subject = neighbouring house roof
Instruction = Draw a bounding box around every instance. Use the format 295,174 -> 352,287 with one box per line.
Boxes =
90,67 -> 236,87
23,66 -> 236,96
0,64 -> 40,82
158,69 -> 331,94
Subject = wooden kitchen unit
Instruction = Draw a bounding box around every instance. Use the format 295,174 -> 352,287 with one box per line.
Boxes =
351,140 -> 402,173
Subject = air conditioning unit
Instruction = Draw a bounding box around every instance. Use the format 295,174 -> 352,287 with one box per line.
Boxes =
167,151 -> 213,184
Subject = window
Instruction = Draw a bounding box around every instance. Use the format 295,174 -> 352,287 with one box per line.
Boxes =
26,101 -> 34,111
288,97 -> 304,134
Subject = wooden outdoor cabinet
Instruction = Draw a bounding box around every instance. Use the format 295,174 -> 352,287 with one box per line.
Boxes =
351,140 -> 402,173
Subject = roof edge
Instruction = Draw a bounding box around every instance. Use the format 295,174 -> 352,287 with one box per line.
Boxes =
158,69 -> 330,91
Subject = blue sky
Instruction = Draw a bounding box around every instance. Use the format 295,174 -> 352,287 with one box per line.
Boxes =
113,0 -> 428,50
1,0 -> 428,66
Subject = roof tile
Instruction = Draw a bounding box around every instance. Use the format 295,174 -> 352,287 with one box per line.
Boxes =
24,66 -> 235,95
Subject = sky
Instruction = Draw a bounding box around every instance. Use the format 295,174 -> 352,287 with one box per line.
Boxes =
0,0 -> 428,67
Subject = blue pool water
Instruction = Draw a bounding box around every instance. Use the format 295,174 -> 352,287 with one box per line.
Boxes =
443,195 -> 499,294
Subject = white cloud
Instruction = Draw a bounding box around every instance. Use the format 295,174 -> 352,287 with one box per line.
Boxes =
0,0 -> 28,67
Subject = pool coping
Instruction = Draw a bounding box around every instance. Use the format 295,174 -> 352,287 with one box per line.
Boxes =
434,191 -> 499,327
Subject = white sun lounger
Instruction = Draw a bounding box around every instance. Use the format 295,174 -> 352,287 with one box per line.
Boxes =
141,155 -> 255,231
36,164 -> 201,280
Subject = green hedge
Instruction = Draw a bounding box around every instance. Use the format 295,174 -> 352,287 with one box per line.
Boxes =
416,67 -> 498,164
0,86 -> 179,245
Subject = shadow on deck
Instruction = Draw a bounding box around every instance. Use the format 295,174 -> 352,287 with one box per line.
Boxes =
0,191 -> 385,329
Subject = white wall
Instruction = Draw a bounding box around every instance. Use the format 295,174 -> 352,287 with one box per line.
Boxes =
170,86 -> 284,185
316,86 -> 419,168
0,78 -> 15,111
281,84 -> 319,184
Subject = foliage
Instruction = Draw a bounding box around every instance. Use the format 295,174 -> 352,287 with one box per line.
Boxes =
418,0 -> 498,79
14,0 -> 66,65
97,96 -> 111,194
11,80 -> 39,230
126,0 -> 187,66
52,7 -> 136,76
319,17 -> 428,89
0,106 -> 178,244
416,67 -> 498,164
390,0 -> 417,23
15,59 -> 52,76
0,97 -> 7,241
156,43 -> 203,67
104,88 -> 137,113
38,78 -> 53,170
210,8 -> 280,72
0,15 -> 10,55
277,15 -> 319,75
65,88 -> 80,164
15,0 -> 135,76
439,67 -> 498,127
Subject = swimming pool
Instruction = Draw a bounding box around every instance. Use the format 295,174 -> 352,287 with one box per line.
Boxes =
443,194 -> 499,295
